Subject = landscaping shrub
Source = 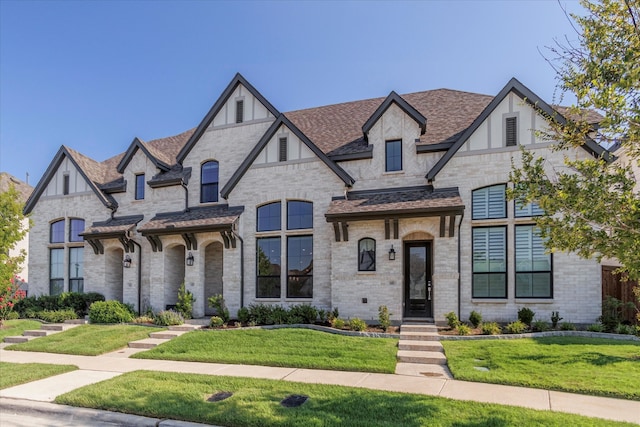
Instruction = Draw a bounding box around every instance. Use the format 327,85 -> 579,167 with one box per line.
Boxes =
615,323 -> 634,335
175,282 -> 195,319
456,323 -> 471,335
37,309 -> 77,323
532,320 -> 550,332
600,296 -> 635,332
349,317 -> 367,332
14,292 -> 105,318
560,321 -> 576,331
208,295 -> 230,323
378,305 -> 391,332
550,311 -> 563,329
328,307 -> 339,322
236,307 -> 249,324
317,309 -> 328,323
89,301 -> 135,324
481,322 -> 501,335
587,323 -> 604,332
331,318 -> 345,329
445,311 -> 460,329
288,304 -> 318,324
210,316 -> 224,328
154,310 -> 184,326
505,320 -> 527,334
133,316 -> 154,324
5,311 -> 19,320
468,310 -> 482,328
517,307 -> 535,326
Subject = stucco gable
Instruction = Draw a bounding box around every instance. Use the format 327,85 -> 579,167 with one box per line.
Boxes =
117,137 -> 172,174
362,91 -> 426,141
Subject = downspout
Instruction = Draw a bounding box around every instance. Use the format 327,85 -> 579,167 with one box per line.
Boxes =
130,238 -> 143,316
457,210 -> 465,320
181,179 -> 190,212
232,230 -> 245,308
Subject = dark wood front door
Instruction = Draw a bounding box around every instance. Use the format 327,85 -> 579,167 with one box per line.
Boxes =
404,242 -> 432,318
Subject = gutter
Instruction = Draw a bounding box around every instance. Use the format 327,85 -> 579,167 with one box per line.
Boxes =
129,237 -> 143,315
457,210 -> 464,320
181,179 -> 190,212
232,230 -> 245,308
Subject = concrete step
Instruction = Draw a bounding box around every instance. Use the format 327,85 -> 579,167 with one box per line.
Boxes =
3,336 -> 31,343
40,324 -> 65,331
128,338 -> 170,349
401,324 -> 438,333
395,362 -> 453,378
399,331 -> 440,341
397,350 -> 447,365
398,340 -> 443,352
64,319 -> 88,324
149,330 -> 186,339
23,330 -> 48,337
168,325 -> 200,332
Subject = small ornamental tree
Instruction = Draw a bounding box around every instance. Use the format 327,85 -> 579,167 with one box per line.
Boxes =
0,276 -> 25,327
1,185 -> 29,294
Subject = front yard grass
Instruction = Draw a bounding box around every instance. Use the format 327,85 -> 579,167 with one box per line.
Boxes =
0,362 -> 77,389
0,319 -> 42,341
133,328 -> 398,373
5,324 -> 164,356
55,370 -> 634,427
442,336 -> 640,401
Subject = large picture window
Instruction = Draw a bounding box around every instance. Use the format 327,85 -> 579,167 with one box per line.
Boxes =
50,248 -> 64,295
287,236 -> 313,298
201,161 -> 219,203
472,226 -> 507,298
385,140 -> 402,172
515,225 -> 552,298
472,184 -> 507,220
287,201 -> 312,230
256,237 -> 281,298
358,238 -> 376,271
257,202 -> 281,232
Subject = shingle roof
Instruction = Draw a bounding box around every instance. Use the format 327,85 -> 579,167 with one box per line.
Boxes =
81,215 -> 144,237
0,172 -> 33,202
138,205 -> 244,234
325,186 -> 464,220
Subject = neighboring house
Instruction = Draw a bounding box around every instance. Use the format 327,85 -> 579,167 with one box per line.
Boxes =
23,74 -> 609,324
1,172 -> 32,291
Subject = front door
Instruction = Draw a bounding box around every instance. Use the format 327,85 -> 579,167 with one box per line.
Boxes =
404,242 -> 432,318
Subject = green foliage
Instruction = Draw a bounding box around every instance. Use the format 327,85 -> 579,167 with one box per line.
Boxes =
236,307 -> 249,324
0,276 -> 23,326
88,301 -> 134,324
517,307 -> 535,326
153,310 -> 184,326
331,318 -> 345,329
328,307 -> 339,322
509,0 -> 640,280
5,310 -> 19,320
481,322 -> 502,335
615,323 -> 634,335
175,282 -> 195,319
133,316 -> 154,324
587,323 -> 604,332
445,311 -> 460,329
207,294 -> 230,323
288,304 -> 318,324
14,292 -> 104,318
348,317 -> 367,332
0,185 -> 29,292
600,296 -> 635,332
560,322 -> 576,331
209,316 -> 224,328
378,305 -> 391,332
468,310 -> 482,328
317,309 -> 328,323
532,320 -> 550,332
37,309 -> 78,323
551,311 -> 563,329
456,323 -> 471,336
504,320 -> 528,334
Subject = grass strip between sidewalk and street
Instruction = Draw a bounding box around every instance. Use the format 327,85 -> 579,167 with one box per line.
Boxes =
0,319 -> 42,341
55,370 -> 634,427
0,362 -> 77,389
5,324 -> 165,356
132,328 -> 398,373
442,336 -> 640,401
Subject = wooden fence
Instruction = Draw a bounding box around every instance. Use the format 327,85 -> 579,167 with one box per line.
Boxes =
601,266 -> 639,324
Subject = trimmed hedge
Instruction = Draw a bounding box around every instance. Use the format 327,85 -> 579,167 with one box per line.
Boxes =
89,301 -> 135,324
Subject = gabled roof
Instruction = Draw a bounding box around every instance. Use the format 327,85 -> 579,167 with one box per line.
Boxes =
117,137 -> 172,174
0,172 -> 33,202
176,73 -> 280,163
138,205 -> 244,235
426,78 -> 609,181
24,146 -> 116,214
362,91 -> 427,140
220,114 -> 356,199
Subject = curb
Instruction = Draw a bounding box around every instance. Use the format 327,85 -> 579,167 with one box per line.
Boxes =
0,397 -> 221,427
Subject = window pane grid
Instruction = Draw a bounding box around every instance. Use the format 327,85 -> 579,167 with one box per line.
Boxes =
287,201 -> 313,230
473,226 -> 507,298
515,225 -> 552,298
69,219 -> 85,242
385,140 -> 402,171
50,220 -> 65,243
257,202 -> 281,232
472,185 -> 506,219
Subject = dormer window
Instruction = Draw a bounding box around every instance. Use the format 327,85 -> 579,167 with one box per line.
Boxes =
385,140 -> 402,172
135,174 -> 145,200
236,100 -> 244,124
505,116 -> 518,147
201,161 -> 219,203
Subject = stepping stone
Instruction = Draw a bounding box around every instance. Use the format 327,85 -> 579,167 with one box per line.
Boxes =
128,338 -> 170,349
41,324 -> 65,331
23,330 -> 48,337
397,350 -> 447,365
168,325 -> 200,332
3,336 -> 30,343
149,330 -> 186,339
398,340 -> 443,352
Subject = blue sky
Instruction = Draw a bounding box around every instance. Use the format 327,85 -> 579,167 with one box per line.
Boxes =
0,0 -> 583,186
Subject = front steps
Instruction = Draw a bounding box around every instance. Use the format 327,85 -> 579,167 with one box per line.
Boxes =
2,320 -> 85,344
395,323 -> 452,378
127,323 -> 202,349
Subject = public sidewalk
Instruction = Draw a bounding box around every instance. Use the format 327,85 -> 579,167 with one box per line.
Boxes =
0,347 -> 639,425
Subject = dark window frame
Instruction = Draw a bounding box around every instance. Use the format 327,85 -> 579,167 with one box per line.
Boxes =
50,220 -> 65,244
63,174 -> 70,195
385,139 -> 402,172
200,160 -> 219,203
287,200 -> 313,230
358,238 -> 376,272
515,224 -> 553,298
257,201 -> 282,232
236,99 -> 244,124
135,173 -> 145,200
472,225 -> 508,299
69,218 -> 85,242
279,137 -> 288,162
69,246 -> 84,294
505,116 -> 518,147
256,236 -> 281,299
286,235 -> 313,299
471,184 -> 507,220
50,248 -> 64,295
515,201 -> 544,218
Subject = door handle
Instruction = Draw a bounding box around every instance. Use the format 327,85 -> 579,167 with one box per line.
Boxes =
427,281 -> 432,301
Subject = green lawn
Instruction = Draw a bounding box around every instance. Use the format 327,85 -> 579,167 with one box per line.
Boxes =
5,324 -> 164,356
133,328 -> 398,373
0,319 -> 42,340
55,370 -> 634,427
442,337 -> 640,400
0,362 -> 77,389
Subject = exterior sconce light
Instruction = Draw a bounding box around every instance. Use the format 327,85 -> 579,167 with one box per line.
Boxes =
123,255 -> 132,268
388,245 -> 396,261
186,252 -> 195,267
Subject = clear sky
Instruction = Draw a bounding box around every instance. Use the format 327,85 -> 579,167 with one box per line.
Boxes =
0,0 -> 583,186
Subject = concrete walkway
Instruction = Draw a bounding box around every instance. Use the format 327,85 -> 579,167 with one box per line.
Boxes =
0,346 -> 638,425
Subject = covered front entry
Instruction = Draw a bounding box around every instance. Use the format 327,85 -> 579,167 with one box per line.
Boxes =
404,241 -> 432,318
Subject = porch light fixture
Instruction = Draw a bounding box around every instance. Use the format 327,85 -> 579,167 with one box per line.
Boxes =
186,252 -> 195,267
123,255 -> 132,268
388,245 -> 396,261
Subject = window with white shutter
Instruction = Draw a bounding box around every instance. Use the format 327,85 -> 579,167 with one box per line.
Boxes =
472,184 -> 506,220
472,226 -> 507,298
515,225 -> 552,298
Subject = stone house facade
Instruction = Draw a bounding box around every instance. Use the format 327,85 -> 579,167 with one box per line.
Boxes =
24,74 -> 608,324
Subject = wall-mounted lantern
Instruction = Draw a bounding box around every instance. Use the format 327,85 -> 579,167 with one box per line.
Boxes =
123,255 -> 132,268
388,245 -> 396,261
186,252 -> 195,267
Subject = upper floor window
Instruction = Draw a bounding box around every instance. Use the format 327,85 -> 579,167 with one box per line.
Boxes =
287,201 -> 313,230
385,140 -> 402,172
69,219 -> 85,242
515,201 -> 544,218
515,225 -> 552,298
358,238 -> 376,271
472,184 -> 507,220
505,116 -> 518,147
236,100 -> 244,123
135,173 -> 145,200
201,161 -> 219,203
63,174 -> 70,195
257,202 -> 281,232
472,226 -> 507,298
50,220 -> 65,243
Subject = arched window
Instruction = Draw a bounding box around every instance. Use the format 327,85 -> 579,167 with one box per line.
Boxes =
201,161 -> 219,203
358,238 -> 376,271
50,220 -> 65,243
69,219 -> 85,242
257,202 -> 281,232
